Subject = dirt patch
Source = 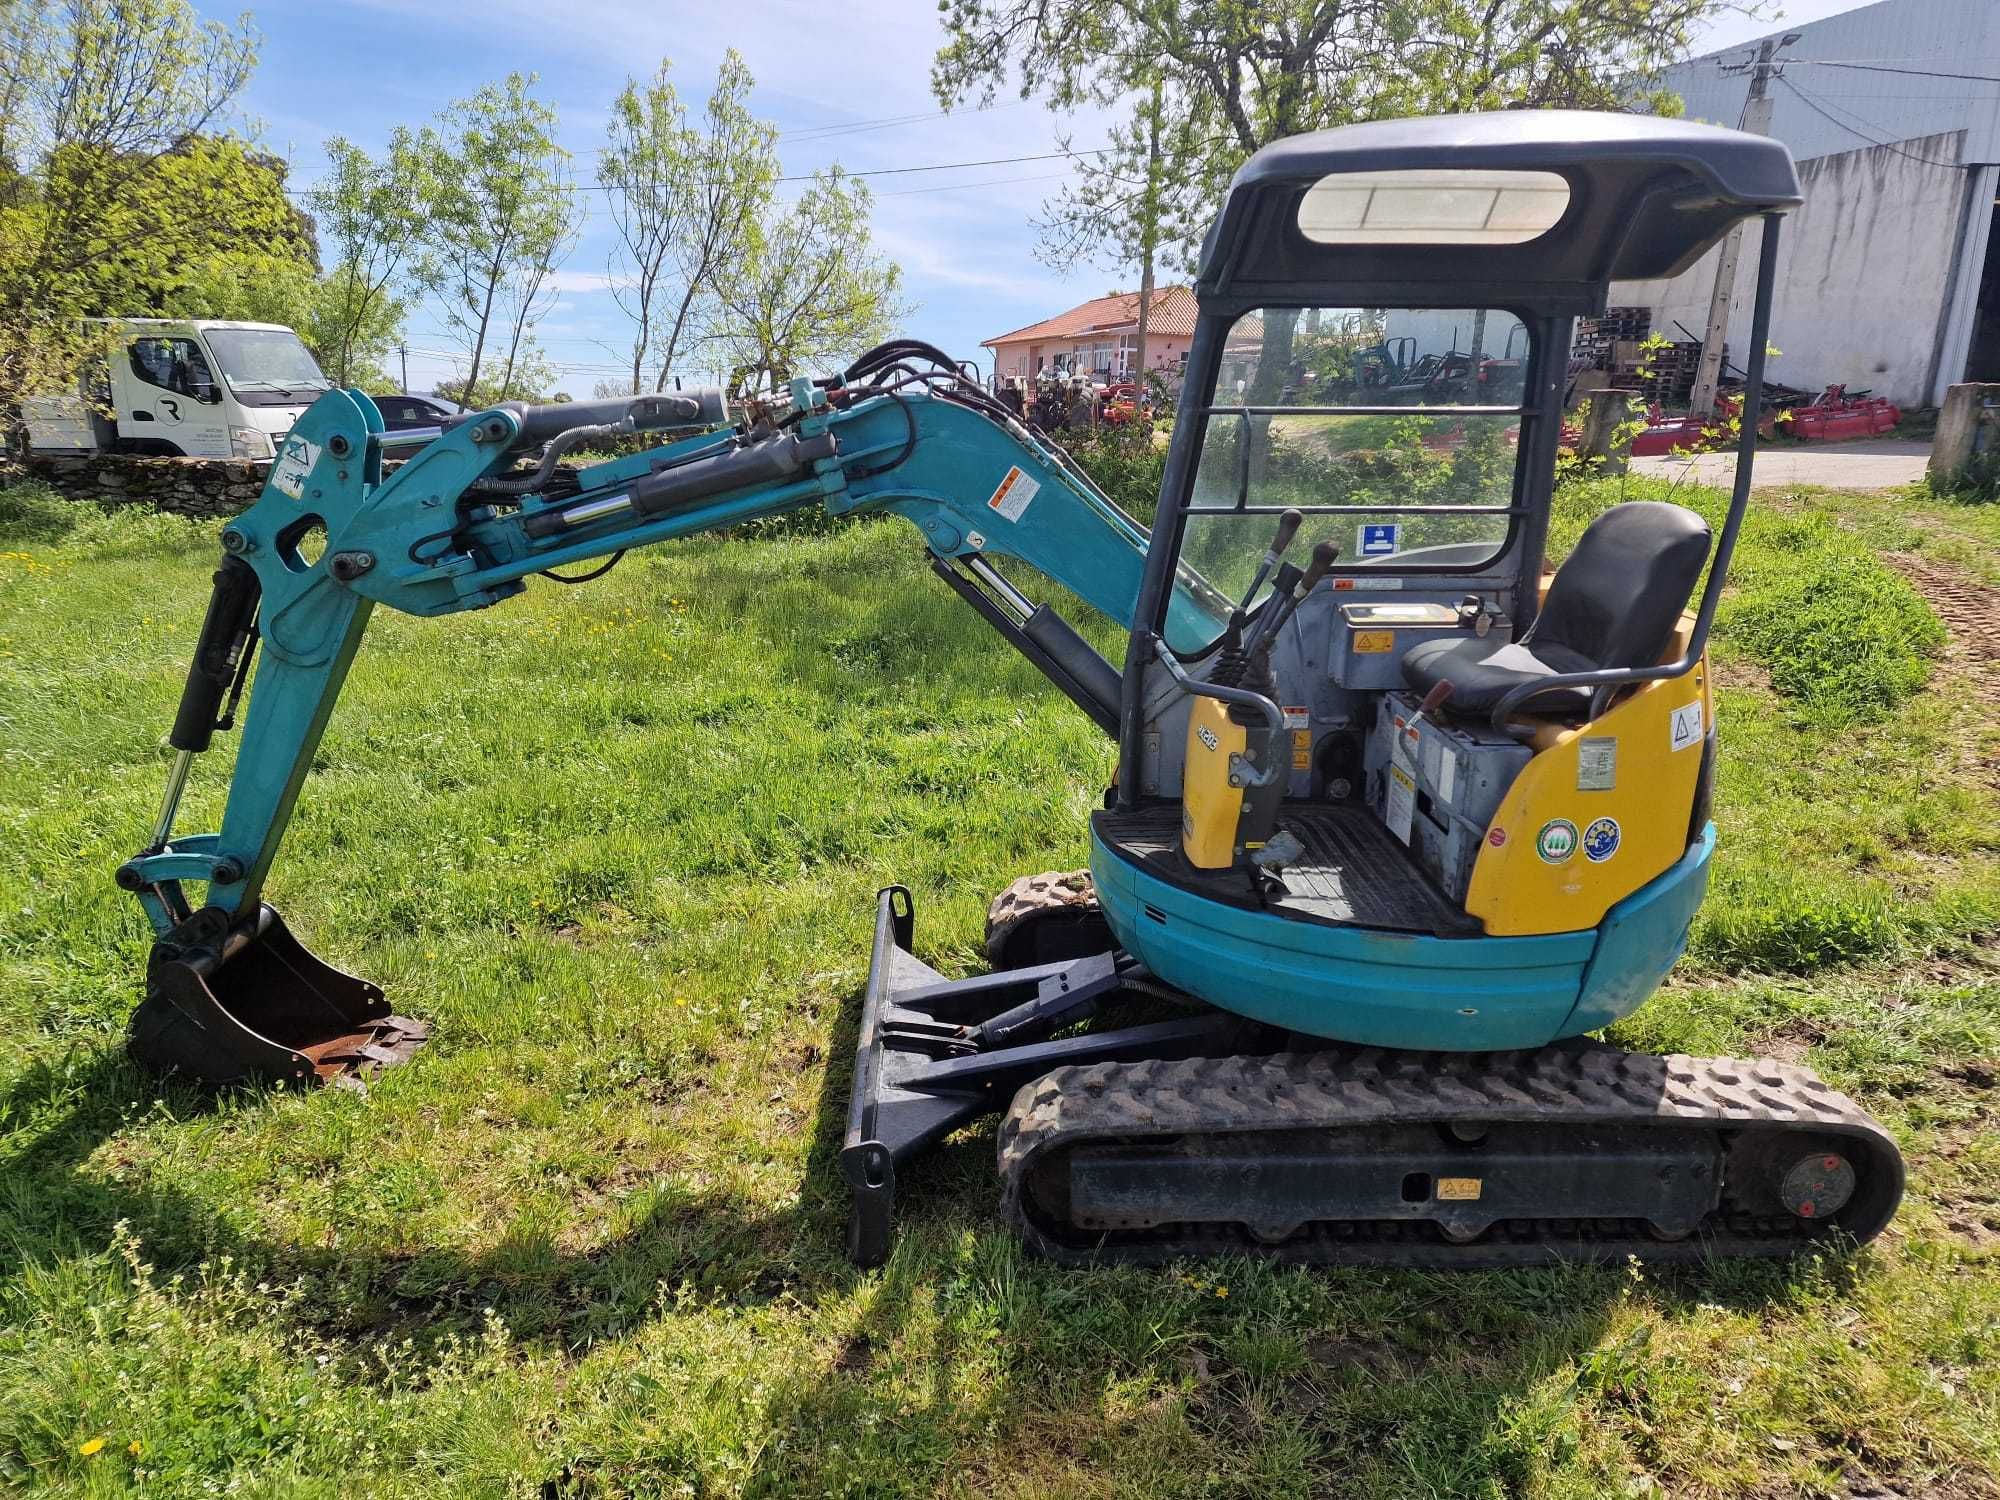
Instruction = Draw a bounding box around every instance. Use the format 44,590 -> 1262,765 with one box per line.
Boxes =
1884,553 -> 2000,702
832,1330 -> 873,1374
1305,1334 -> 1409,1379
1714,652 -> 1775,694
1907,1059 -> 2000,1250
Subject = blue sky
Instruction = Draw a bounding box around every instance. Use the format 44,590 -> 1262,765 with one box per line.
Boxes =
227,0 -> 1882,397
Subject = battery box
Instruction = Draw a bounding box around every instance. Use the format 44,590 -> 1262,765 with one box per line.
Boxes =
1365,692 -> 1532,904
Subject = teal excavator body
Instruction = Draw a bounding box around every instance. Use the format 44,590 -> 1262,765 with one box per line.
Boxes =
118,113 -> 1902,1271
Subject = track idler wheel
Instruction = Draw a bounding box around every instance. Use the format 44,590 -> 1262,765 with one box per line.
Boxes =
985,870 -> 1114,970
1725,1131 -> 1876,1229
131,903 -> 427,1089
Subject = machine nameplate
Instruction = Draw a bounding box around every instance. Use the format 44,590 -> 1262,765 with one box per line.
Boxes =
1576,737 -> 1617,791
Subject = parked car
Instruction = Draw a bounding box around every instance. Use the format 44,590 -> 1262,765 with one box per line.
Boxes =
373,394 -> 460,432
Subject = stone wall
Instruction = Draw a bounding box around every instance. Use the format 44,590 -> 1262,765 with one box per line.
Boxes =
17,453 -> 269,517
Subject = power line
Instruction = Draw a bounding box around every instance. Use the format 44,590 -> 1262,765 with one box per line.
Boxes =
282,99 -> 1026,170
779,99 -> 1028,141
283,145 -> 1106,199
877,169 -> 1074,197
1786,59 -> 2000,85
1775,74 -> 1966,167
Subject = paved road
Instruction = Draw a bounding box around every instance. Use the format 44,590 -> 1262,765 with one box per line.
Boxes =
1631,438 -> 1932,491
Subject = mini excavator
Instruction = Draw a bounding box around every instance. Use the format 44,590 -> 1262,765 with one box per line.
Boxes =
119,113 -> 1904,1269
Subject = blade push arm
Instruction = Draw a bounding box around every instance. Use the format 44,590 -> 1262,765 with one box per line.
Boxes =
119,368 -> 1224,938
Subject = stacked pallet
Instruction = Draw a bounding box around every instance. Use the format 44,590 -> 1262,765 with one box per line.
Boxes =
1571,306 -> 1652,372
1632,341 -> 1714,405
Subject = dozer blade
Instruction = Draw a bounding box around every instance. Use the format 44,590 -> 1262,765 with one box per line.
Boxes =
130,903 -> 428,1088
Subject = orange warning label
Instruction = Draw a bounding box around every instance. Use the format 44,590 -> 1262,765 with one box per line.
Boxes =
986,465 -> 1041,521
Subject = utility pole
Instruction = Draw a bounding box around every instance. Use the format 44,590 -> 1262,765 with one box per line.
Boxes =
398,344 -> 409,395
1689,34 -> 1797,417
1131,76 -> 1164,394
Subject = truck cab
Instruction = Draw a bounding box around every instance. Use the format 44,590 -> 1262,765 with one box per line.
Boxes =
25,318 -> 331,461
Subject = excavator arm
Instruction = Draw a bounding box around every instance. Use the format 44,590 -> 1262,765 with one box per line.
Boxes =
115,347 -> 1222,1085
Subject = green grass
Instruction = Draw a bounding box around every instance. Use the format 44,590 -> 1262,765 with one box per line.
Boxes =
0,477 -> 1996,1497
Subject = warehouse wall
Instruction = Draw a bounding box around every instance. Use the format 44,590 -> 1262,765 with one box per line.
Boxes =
1383,311 -> 1528,364
1612,130 -> 1970,408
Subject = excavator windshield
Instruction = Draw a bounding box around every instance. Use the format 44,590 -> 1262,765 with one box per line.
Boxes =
1167,303 -> 1527,653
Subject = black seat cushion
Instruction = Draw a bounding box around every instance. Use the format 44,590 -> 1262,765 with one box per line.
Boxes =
1401,636 -> 1599,716
1400,501 -> 1712,719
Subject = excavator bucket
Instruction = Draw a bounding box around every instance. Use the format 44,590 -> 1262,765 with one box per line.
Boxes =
129,904 -> 427,1088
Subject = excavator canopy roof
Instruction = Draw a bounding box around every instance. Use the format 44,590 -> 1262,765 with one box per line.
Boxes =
1194,110 -> 1802,309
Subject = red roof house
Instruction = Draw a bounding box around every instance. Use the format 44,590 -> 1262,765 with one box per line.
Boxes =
984,286 -> 1198,381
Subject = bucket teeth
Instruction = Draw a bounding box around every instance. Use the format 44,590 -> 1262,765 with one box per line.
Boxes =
130,904 -> 427,1088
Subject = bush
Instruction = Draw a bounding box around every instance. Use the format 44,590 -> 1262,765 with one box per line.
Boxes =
1920,446 -> 2000,503
1725,549 -> 1945,726
1065,423 -> 1168,523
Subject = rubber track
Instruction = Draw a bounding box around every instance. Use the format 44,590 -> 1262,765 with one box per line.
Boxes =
997,1042 -> 1905,1267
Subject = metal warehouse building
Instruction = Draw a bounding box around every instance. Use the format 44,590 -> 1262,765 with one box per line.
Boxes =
1614,0 -> 2000,408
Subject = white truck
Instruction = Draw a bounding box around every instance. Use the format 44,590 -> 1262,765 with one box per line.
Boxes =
24,318 -> 332,462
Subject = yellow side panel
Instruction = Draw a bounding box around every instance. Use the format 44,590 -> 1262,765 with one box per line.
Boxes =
1465,652 -> 1713,936
1181,696 -> 1248,870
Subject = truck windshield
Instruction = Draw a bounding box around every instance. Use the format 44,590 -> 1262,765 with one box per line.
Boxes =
202,328 -> 330,397
1167,304 -> 1527,654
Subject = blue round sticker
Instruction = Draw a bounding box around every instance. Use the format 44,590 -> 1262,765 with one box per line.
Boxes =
1582,816 -> 1621,863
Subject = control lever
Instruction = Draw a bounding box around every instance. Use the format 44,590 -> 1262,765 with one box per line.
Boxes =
1238,507 -> 1303,610
1242,540 -> 1340,657
1404,679 -> 1457,739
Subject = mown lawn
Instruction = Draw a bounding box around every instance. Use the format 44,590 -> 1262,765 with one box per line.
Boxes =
0,473 -> 1995,1499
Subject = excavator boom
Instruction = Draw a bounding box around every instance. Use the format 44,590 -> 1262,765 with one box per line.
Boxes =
118,347 -> 1215,1085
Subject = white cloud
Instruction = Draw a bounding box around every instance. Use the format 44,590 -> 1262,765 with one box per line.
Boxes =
869,225 -> 1066,306
541,270 -> 628,294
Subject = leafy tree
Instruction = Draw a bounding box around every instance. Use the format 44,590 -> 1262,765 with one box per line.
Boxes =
306,133 -> 426,385
94,137 -> 315,307
0,0 -> 260,430
414,73 -> 575,402
491,209 -> 573,403
713,167 -> 904,391
598,51 -> 776,394
434,351 -> 559,409
935,0 -> 1737,274
599,61 -> 690,396
1035,72 -> 1176,387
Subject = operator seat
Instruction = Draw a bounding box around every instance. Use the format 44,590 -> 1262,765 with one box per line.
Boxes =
1400,501 -> 1712,719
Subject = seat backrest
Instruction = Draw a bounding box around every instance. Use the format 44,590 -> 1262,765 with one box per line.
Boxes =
1528,501 -> 1712,670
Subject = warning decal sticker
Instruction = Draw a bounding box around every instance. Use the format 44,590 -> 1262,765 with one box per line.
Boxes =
271,435 -> 319,501
986,465 -> 1041,522
1385,764 -> 1417,844
1669,700 -> 1704,753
